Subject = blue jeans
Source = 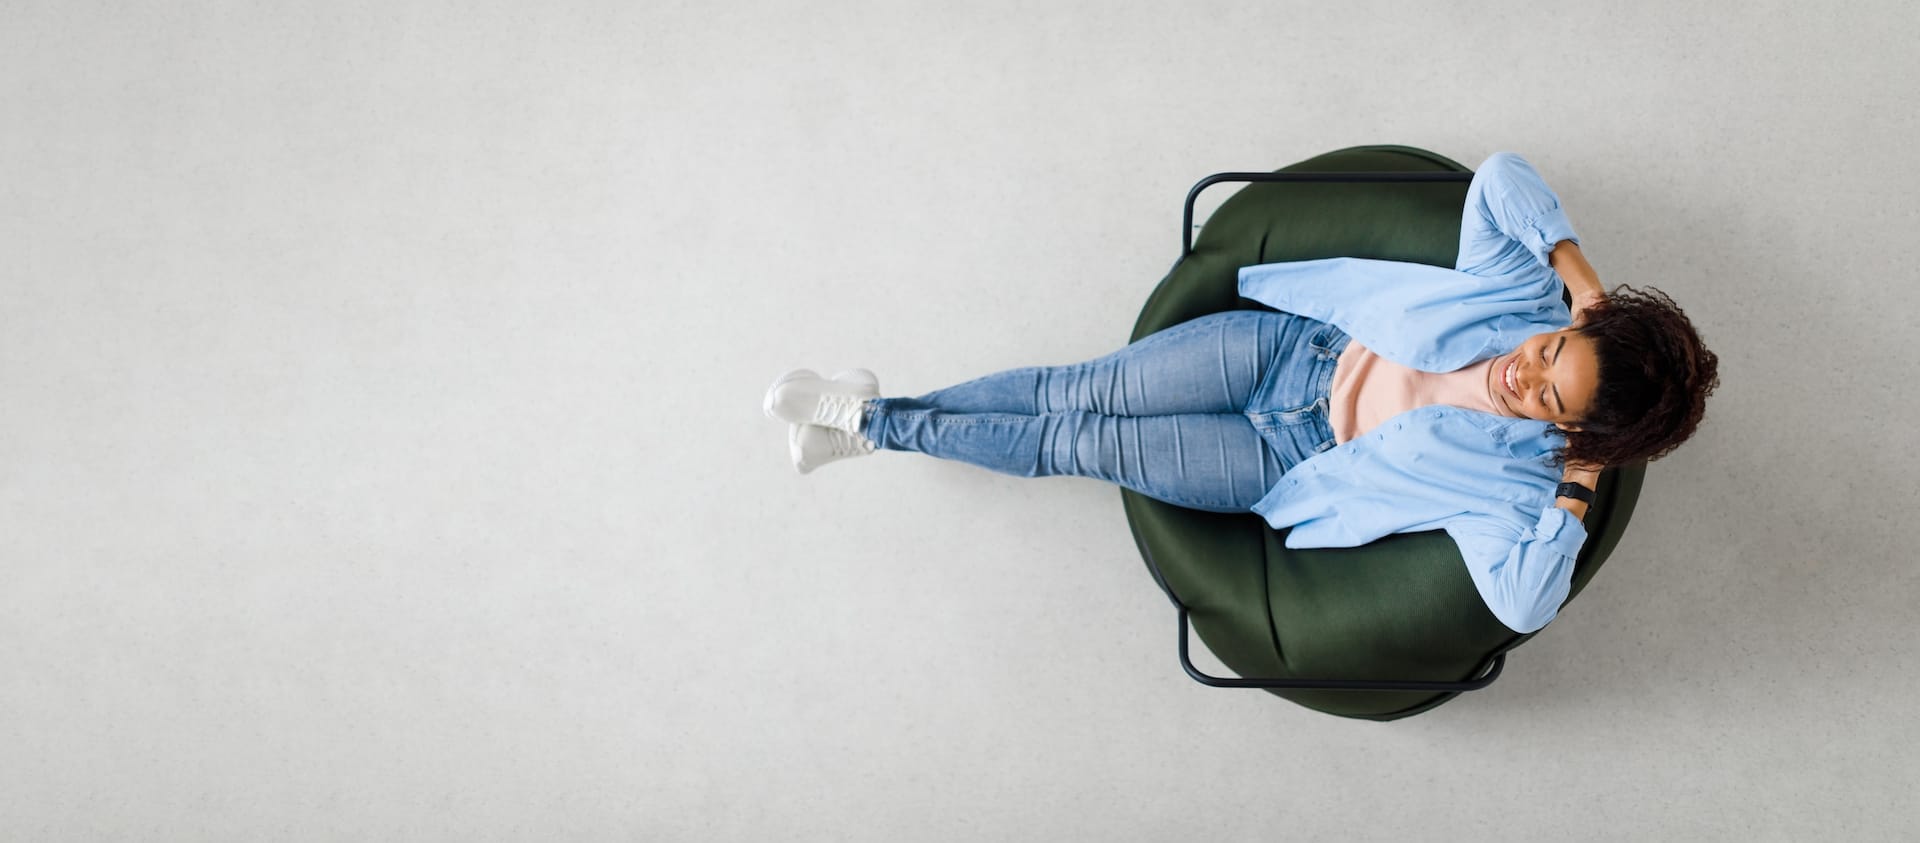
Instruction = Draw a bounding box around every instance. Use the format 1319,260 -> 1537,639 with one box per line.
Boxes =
863,311 -> 1351,512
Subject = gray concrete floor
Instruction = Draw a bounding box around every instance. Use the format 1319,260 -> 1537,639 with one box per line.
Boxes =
3,1 -> 1916,840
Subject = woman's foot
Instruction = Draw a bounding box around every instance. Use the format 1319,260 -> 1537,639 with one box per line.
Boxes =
790,420 -> 875,474
768,369 -> 880,473
764,368 -> 877,434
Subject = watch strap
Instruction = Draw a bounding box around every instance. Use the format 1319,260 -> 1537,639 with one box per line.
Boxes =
1555,481 -> 1596,504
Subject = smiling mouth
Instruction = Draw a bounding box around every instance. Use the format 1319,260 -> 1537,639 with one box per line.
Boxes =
1503,359 -> 1519,399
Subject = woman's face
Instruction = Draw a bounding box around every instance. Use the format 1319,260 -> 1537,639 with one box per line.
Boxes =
1487,329 -> 1601,428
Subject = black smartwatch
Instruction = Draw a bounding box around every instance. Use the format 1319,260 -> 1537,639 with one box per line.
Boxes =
1555,481 -> 1596,504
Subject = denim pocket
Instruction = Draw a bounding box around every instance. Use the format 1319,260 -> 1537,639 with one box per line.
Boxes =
1250,403 -> 1336,472
1307,323 -> 1351,359
1272,396 -> 1329,425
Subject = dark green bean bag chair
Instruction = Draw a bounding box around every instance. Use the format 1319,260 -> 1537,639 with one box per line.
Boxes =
1125,145 -> 1644,721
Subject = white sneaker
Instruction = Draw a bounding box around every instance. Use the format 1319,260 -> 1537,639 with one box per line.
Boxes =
763,368 -> 877,434
823,368 -> 879,394
791,420 -> 876,474
779,369 -> 879,475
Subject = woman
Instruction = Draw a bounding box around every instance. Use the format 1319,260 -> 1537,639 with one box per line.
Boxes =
764,153 -> 1718,634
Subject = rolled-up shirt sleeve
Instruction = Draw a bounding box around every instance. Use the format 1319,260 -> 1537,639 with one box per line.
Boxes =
1458,152 -> 1581,276
1445,506 -> 1588,633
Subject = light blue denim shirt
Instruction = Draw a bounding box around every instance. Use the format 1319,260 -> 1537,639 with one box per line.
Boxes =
1235,152 -> 1586,633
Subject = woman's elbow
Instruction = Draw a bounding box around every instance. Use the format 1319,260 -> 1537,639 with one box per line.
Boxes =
1494,603 -> 1557,635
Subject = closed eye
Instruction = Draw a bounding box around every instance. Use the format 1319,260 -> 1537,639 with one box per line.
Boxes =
1547,337 -> 1567,413
1540,348 -> 1549,403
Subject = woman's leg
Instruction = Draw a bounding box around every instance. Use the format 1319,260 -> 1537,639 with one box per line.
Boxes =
901,310 -> 1293,416
866,406 -> 1285,512
859,310 -> 1302,511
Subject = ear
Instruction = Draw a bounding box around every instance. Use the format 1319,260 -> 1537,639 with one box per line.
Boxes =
1558,423 -> 1584,433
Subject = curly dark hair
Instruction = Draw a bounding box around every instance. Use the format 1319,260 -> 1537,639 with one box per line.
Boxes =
1557,285 -> 1720,467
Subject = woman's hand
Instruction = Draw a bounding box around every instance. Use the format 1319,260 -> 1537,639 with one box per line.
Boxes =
1550,240 -> 1607,325
1563,460 -> 1604,481
1570,292 -> 1606,327
1554,460 -> 1605,522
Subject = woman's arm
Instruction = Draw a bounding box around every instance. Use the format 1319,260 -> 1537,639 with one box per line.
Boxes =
1447,511 -> 1585,633
1550,240 -> 1607,325
1554,461 -> 1603,522
1456,152 -> 1581,279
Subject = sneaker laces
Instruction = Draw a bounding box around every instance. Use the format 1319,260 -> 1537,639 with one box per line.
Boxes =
825,428 -> 874,456
812,392 -> 870,433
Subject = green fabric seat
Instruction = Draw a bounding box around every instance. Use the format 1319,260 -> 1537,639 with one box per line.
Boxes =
1124,145 -> 1644,720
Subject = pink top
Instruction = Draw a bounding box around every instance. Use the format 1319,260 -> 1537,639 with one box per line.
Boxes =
1329,340 -> 1508,443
